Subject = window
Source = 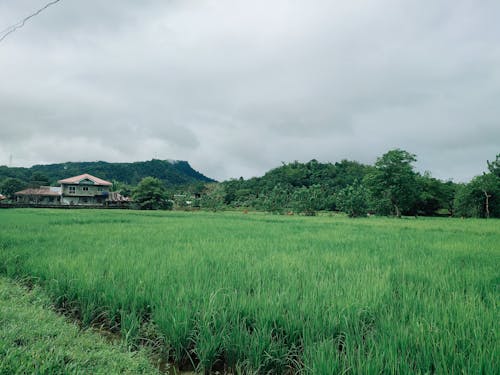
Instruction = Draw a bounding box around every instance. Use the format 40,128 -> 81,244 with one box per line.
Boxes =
69,186 -> 76,194
83,187 -> 89,191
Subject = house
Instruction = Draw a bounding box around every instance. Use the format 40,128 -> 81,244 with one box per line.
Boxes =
14,173 -> 130,207
0,194 -> 6,201
58,173 -> 112,205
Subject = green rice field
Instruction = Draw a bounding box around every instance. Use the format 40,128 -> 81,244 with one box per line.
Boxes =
0,209 -> 499,374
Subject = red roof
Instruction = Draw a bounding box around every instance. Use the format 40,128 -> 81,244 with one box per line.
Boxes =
15,187 -> 61,196
58,174 -> 112,186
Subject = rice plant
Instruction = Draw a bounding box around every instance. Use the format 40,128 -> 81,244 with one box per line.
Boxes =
0,209 -> 498,373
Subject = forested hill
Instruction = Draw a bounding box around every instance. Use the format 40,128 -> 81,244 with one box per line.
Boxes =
0,159 -> 215,187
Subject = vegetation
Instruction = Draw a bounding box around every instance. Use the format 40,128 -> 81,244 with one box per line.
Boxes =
0,177 -> 25,199
1,209 -> 498,373
454,154 -> 500,218
336,179 -> 368,217
133,177 -> 173,210
0,159 -> 214,191
0,276 -> 159,374
1,151 -> 498,218
220,159 -> 367,213
364,149 -> 419,218
199,151 -> 499,218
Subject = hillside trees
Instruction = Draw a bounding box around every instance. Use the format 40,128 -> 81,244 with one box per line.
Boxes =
290,184 -> 326,215
0,160 -> 213,189
29,172 -> 50,188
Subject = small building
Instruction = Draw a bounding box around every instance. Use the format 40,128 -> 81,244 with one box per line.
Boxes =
0,194 -> 6,201
14,186 -> 62,205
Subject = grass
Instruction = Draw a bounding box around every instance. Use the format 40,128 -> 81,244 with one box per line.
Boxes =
0,276 -> 159,374
0,209 -> 499,374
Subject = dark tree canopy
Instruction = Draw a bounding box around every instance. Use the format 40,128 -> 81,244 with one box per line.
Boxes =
0,178 -> 26,199
365,149 -> 419,217
133,177 -> 172,210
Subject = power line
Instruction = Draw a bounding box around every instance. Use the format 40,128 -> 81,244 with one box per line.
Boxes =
0,0 -> 63,43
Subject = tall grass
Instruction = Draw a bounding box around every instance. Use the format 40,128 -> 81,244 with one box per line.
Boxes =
0,209 -> 498,373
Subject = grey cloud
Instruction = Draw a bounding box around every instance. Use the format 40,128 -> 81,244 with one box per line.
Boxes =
0,0 -> 499,181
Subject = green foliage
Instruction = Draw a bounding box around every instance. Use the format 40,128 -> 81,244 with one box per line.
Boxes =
0,177 -> 26,198
199,183 -> 226,211
221,159 -> 369,212
133,177 -> 172,210
112,179 -> 133,197
365,149 -> 419,217
454,154 -> 500,218
413,173 -> 457,216
0,210 -> 498,373
290,184 -> 326,215
261,183 -> 292,213
487,153 -> 500,178
454,173 -> 500,218
336,180 -> 369,217
29,171 -> 50,188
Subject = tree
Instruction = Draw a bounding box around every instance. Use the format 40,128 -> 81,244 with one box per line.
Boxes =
290,184 -> 325,216
487,154 -> 500,178
365,149 -> 418,218
261,183 -> 291,214
455,173 -> 499,218
112,180 -> 133,197
413,173 -> 457,216
0,178 -> 26,199
454,154 -> 500,218
132,177 -> 172,210
29,172 -> 50,187
336,180 -> 369,217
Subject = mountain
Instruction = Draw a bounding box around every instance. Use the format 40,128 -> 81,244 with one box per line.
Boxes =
0,159 -> 215,187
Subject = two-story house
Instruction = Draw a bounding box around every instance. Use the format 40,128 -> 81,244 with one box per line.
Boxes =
14,173 -> 131,206
58,174 -> 112,205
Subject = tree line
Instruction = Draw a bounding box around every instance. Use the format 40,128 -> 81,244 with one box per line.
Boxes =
190,149 -> 499,218
1,149 -> 498,218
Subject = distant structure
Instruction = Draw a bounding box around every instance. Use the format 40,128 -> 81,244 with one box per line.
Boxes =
14,173 -> 130,207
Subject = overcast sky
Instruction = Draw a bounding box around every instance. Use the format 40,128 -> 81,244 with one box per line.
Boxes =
0,0 -> 499,181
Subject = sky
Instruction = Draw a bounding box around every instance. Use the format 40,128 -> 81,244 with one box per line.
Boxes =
0,0 -> 499,182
